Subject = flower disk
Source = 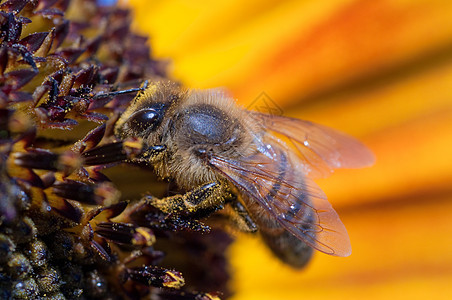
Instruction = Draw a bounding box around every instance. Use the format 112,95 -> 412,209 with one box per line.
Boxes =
0,0 -> 231,299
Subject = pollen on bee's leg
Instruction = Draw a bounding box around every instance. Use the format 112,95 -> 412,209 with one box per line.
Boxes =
185,182 -> 220,205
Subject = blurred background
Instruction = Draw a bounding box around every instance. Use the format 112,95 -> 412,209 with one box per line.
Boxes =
118,1 -> 452,299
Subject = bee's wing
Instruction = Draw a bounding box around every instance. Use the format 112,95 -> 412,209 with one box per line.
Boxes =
209,147 -> 352,256
248,111 -> 375,178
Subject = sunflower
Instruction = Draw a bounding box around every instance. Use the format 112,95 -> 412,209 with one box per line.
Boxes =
0,0 -> 226,298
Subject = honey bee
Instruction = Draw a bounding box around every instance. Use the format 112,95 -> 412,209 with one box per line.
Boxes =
115,81 -> 374,268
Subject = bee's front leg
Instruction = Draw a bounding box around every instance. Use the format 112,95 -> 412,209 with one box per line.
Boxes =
144,182 -> 230,217
136,145 -> 167,163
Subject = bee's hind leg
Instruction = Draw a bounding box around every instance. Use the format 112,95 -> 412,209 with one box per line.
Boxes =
144,181 -> 229,218
226,200 -> 258,233
206,197 -> 258,233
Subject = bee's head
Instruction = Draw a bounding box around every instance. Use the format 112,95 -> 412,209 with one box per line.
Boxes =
114,81 -> 184,146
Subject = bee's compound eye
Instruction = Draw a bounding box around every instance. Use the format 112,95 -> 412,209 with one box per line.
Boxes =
127,109 -> 162,131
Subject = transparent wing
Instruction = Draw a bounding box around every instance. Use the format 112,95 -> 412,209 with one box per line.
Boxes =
249,111 -> 375,178
209,145 -> 351,256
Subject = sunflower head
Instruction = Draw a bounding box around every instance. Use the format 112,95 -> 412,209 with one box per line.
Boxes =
0,0 -> 230,299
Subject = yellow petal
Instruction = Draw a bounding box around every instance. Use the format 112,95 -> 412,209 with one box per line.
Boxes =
231,193 -> 452,300
126,0 -> 452,299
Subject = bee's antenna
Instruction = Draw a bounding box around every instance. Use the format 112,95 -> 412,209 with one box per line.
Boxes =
92,80 -> 150,100
134,80 -> 149,99
141,80 -> 149,90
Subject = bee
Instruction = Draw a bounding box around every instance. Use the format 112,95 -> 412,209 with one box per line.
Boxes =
114,81 -> 374,268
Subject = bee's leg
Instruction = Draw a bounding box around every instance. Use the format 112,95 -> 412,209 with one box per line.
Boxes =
137,145 -> 167,163
226,200 -> 258,233
144,182 -> 227,217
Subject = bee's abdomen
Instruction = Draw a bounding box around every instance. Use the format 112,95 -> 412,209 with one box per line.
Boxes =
246,148 -> 314,268
248,205 -> 313,268
260,224 -> 313,268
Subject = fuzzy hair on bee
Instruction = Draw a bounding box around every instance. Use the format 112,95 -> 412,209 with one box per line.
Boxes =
115,81 -> 260,190
114,80 -> 374,268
